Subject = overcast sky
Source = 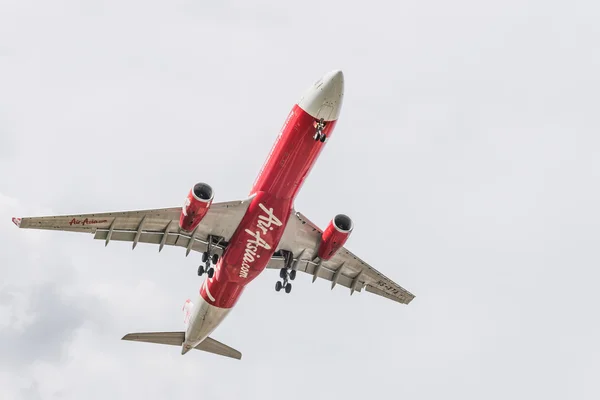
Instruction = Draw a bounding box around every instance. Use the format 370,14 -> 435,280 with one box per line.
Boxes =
1,1 -> 599,399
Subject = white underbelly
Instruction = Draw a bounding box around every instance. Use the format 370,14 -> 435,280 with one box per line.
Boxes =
183,295 -> 231,349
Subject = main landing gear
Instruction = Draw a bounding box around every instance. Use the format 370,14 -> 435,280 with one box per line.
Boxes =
313,118 -> 327,143
275,250 -> 296,294
198,235 -> 219,279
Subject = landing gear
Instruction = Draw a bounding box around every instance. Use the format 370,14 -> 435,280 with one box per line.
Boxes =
313,118 -> 327,143
275,250 -> 295,294
198,235 -> 220,278
198,257 -> 210,277
198,262 -> 215,278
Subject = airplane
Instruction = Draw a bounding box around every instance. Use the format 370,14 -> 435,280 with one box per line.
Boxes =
11,70 -> 415,360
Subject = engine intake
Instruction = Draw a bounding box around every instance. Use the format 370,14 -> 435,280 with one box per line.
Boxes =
317,214 -> 353,260
192,183 -> 213,201
179,183 -> 214,232
333,214 -> 353,232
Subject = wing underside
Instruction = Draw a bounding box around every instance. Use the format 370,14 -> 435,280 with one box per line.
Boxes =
12,199 -> 252,257
271,211 -> 415,305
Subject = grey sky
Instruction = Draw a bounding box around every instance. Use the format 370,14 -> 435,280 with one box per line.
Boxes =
1,0 -> 599,399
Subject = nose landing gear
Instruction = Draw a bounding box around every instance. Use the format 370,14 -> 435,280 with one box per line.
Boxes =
275,250 -> 295,294
313,118 -> 327,143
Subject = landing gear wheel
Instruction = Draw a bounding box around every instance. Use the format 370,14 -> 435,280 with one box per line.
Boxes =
275,250 -> 295,294
197,235 -> 225,280
319,133 -> 327,143
313,118 -> 326,141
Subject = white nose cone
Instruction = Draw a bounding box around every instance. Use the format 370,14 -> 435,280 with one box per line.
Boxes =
298,70 -> 344,122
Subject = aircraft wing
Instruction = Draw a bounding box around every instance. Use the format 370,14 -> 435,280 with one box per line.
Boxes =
271,210 -> 415,305
11,199 -> 252,256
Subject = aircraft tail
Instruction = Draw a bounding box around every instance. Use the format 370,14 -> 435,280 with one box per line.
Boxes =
121,332 -> 242,360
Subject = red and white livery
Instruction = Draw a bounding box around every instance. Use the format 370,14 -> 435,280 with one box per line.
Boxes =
12,70 -> 415,360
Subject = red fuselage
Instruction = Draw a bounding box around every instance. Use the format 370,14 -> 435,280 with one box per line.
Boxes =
200,73 -> 343,309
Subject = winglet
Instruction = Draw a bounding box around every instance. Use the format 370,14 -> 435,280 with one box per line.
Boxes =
12,217 -> 22,228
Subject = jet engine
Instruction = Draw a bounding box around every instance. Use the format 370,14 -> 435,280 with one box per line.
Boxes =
179,183 -> 214,232
317,214 -> 353,260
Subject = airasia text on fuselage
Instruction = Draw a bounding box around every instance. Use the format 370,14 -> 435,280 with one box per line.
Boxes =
239,203 -> 283,278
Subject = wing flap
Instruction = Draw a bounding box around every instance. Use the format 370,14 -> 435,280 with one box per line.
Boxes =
269,254 -> 366,292
92,228 -> 225,256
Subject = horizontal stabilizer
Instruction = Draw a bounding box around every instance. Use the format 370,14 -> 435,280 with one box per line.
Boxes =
122,331 -> 184,346
122,332 -> 242,360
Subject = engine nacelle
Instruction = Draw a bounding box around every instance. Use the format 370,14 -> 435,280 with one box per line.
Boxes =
179,183 -> 214,232
317,214 -> 354,260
